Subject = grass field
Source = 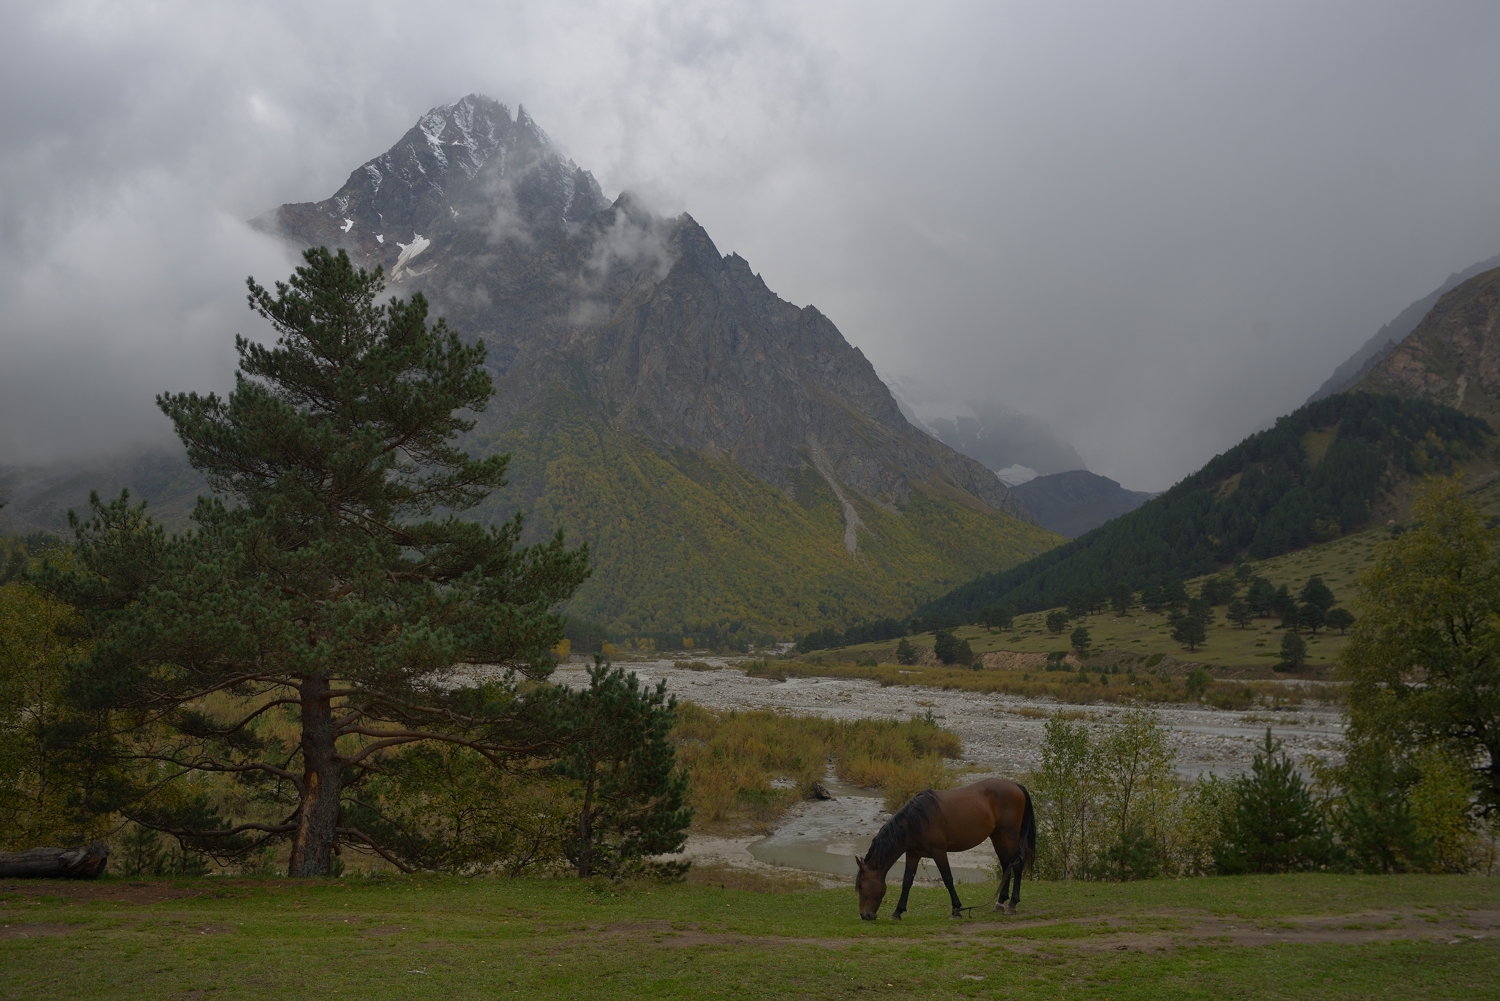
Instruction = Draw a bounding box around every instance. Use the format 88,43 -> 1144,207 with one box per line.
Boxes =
2,871 -> 1495,999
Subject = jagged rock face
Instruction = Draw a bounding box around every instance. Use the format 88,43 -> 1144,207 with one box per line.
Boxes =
255,94 -> 1030,528
1355,267 -> 1500,426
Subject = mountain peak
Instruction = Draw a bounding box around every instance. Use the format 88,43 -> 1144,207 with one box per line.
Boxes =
251,99 -> 1048,630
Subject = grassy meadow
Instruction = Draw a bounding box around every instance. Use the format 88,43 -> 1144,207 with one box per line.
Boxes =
2,871 -> 1495,999
809,525 -> 1394,692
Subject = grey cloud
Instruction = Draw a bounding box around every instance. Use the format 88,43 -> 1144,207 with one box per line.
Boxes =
3,1 -> 1500,491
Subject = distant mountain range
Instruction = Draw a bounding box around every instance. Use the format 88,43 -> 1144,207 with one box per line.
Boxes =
920,258 -> 1500,623
881,377 -> 1155,535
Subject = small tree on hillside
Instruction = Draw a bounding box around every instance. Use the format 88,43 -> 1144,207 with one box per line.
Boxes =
895,637 -> 918,665
40,249 -> 591,876
1187,596 -> 1216,626
1110,585 -> 1133,616
1171,615 -> 1207,652
1045,610 -> 1070,634
992,605 -> 1014,631
1326,607 -> 1355,635
1226,598 -> 1253,629
1299,602 -> 1325,635
1271,584 -> 1298,623
1245,577 -> 1276,617
1279,630 -> 1308,671
1299,576 -> 1337,614
1070,626 -> 1092,660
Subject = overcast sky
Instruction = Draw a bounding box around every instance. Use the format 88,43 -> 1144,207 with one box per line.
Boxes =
3,1 -> 1500,489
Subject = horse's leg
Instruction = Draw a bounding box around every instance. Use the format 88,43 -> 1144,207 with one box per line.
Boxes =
891,851 -> 919,921
931,851 -> 964,918
990,832 -> 1011,912
1007,844 -> 1023,915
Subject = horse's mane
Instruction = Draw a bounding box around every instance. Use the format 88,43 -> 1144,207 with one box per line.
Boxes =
863,789 -> 938,871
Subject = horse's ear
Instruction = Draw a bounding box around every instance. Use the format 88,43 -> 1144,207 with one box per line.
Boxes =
854,855 -> 866,870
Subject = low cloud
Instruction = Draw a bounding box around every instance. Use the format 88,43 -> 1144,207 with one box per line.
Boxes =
4,1 -> 1500,491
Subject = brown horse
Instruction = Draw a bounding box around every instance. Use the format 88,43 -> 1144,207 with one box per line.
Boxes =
854,778 -> 1034,920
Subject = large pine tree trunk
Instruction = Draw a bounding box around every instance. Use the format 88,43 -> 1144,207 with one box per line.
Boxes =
288,675 -> 342,877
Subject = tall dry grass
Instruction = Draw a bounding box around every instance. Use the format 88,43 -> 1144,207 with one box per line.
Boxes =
670,704 -> 964,826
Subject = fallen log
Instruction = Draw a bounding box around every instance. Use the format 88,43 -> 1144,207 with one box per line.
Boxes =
0,842 -> 109,879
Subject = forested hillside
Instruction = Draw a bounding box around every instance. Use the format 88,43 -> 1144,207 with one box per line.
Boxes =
473,388 -> 1057,640
916,392 -> 1493,620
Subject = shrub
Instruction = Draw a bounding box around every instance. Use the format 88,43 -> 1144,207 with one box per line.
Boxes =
933,629 -> 973,666
895,638 -> 918,665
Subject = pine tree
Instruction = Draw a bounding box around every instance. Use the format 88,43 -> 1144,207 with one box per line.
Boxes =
1171,615 -> 1206,652
1325,607 -> 1354,634
1329,738 -> 1430,874
41,249 -> 591,876
1279,631 -> 1308,670
1215,730 -> 1329,873
558,660 -> 691,878
1299,576 -> 1336,613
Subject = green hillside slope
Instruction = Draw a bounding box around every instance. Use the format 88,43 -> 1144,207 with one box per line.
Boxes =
915,392 -> 1493,621
471,389 -> 1060,639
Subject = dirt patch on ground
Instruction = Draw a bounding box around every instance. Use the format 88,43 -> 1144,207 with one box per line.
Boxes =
685,863 -> 829,893
575,907 -> 1500,954
0,879 -> 213,904
0,921 -> 76,939
979,651 -> 1048,671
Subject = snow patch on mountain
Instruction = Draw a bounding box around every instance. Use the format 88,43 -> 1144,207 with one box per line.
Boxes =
392,234 -> 431,278
996,464 -> 1039,486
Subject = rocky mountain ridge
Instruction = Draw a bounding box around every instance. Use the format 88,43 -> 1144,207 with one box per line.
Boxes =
1308,252 -> 1500,405
255,95 -> 1029,535
1353,265 -> 1500,429
246,94 -> 1053,633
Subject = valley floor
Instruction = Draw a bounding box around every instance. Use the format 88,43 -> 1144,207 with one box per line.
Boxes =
554,660 -> 1344,884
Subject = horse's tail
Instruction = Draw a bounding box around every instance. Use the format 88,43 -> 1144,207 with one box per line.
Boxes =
1018,782 -> 1036,872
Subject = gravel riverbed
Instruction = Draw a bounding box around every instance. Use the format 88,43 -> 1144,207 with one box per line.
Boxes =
552,658 -> 1345,780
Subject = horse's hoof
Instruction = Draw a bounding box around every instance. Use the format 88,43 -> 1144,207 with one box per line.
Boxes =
993,902 -> 1004,912
1005,905 -> 1017,916
951,911 -> 964,919
891,913 -> 903,921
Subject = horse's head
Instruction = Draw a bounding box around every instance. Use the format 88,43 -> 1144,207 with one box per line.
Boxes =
854,855 -> 887,920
